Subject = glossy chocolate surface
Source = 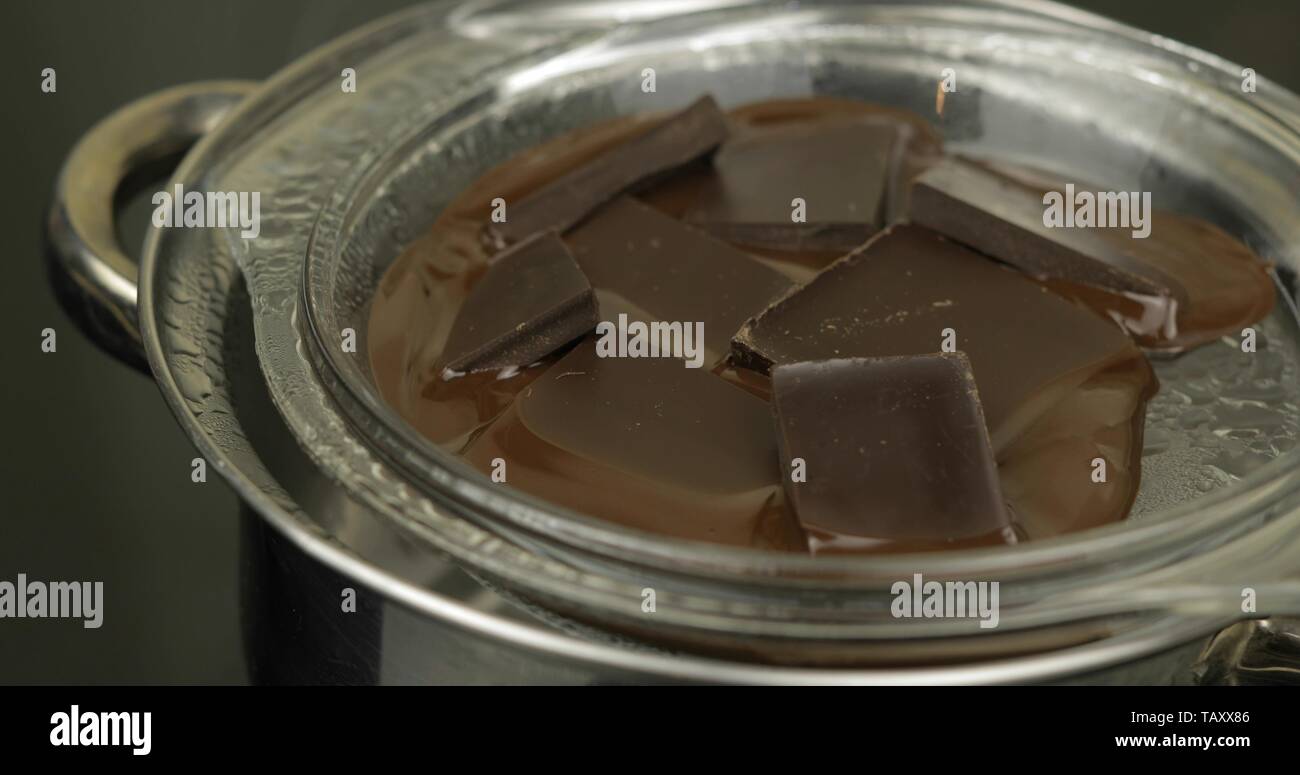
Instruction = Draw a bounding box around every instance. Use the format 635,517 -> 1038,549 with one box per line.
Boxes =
463,341 -> 803,550
367,96 -> 1272,555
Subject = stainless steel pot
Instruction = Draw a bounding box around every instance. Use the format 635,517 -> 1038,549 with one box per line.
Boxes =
46,0 -> 1300,683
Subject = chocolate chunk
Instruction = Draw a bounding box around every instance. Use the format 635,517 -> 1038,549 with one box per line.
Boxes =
463,340 -> 803,550
439,231 -> 597,375
910,157 -> 1181,299
771,354 -> 1013,553
683,120 -> 907,251
914,157 -> 1275,352
733,225 -> 1140,453
486,95 -> 729,246
565,196 -> 794,364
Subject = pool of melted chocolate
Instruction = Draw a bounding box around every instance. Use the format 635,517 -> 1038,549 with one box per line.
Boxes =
366,97 -> 1276,555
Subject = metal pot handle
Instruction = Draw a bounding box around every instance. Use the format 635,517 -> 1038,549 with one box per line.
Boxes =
45,80 -> 258,371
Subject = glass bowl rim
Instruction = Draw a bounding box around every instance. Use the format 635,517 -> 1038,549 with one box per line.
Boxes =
298,0 -> 1300,611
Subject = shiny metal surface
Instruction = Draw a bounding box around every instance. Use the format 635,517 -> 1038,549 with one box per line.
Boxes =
45,81 -> 257,369
44,0 -> 1300,682
1192,619 -> 1300,685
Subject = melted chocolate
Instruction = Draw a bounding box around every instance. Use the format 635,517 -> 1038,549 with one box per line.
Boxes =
366,95 -> 1273,555
462,341 -> 803,550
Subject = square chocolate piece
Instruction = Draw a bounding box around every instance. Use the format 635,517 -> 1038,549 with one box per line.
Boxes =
771,353 -> 1012,553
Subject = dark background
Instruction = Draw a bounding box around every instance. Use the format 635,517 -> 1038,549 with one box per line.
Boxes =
0,1 -> 1296,684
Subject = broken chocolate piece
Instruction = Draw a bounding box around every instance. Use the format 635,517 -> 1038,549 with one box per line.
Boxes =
683,120 -> 905,252
771,353 -> 1013,554
734,225 -> 1140,453
486,95 -> 729,246
987,158 -> 1278,350
439,231 -> 598,374
463,340 -> 803,550
910,157 -> 1181,298
566,196 -> 794,363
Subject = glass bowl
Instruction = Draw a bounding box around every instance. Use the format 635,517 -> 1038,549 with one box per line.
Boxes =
281,0 -> 1300,664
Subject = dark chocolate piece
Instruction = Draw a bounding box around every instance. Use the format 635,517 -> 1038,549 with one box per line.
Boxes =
915,157 -> 1275,352
683,120 -> 906,251
771,354 -> 1012,553
565,196 -> 794,363
733,225 -> 1140,453
439,231 -> 598,375
486,95 -> 729,246
463,340 -> 803,550
909,157 -> 1182,299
